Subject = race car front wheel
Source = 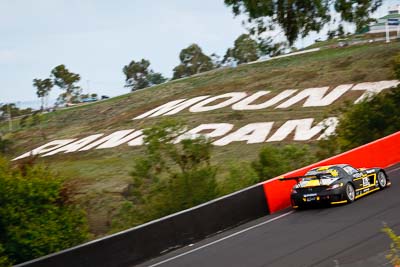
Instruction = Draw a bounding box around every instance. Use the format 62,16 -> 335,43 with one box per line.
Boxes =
345,183 -> 355,203
377,171 -> 387,189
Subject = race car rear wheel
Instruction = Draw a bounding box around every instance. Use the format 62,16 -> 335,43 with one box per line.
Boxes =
345,183 -> 355,203
377,171 -> 387,189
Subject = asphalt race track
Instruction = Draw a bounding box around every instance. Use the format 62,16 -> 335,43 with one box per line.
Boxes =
138,164 -> 400,267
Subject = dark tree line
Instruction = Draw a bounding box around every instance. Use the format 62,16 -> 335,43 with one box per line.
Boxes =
0,104 -> 32,122
124,34 -> 286,89
224,0 -> 382,45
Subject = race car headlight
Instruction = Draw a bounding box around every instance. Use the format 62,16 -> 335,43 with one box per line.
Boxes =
327,183 -> 343,190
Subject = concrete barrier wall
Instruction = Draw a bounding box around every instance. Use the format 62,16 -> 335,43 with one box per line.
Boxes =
16,184 -> 269,267
263,131 -> 400,213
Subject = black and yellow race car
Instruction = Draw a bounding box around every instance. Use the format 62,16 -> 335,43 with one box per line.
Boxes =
280,164 -> 391,209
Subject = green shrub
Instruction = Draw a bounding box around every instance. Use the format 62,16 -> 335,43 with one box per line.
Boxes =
394,53 -> 400,79
327,85 -> 400,151
252,144 -> 316,181
0,157 -> 89,264
316,53 -> 400,157
0,135 -> 12,154
218,162 -> 259,195
110,201 -> 144,234
112,120 -> 219,231
0,244 -> 11,267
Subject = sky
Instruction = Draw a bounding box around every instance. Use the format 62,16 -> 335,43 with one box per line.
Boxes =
0,0 -> 398,108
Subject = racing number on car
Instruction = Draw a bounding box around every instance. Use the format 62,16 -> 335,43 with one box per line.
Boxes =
362,177 -> 370,187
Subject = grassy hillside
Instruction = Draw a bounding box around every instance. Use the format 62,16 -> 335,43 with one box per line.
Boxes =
4,41 -> 399,236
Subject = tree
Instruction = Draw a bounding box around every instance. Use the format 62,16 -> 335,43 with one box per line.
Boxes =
224,34 -> 259,64
224,0 -> 382,45
223,34 -> 287,66
322,85 -> 400,152
258,36 -> 287,57
0,134 -> 12,154
113,120 -> 219,230
0,244 -> 11,267
133,120 -> 218,213
33,78 -> 53,110
334,0 -> 381,33
0,104 -> 15,122
123,59 -> 166,91
222,48 -> 237,67
327,24 -> 346,39
123,59 -> 150,90
147,72 -> 167,87
316,56 -> 400,157
51,65 -> 81,104
0,157 -> 88,264
219,162 -> 259,195
394,53 -> 400,80
0,104 -> 32,122
252,145 -> 316,181
172,44 -> 214,80
210,53 -> 222,68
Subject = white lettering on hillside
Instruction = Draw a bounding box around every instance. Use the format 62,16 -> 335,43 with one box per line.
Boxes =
133,96 -> 210,120
232,90 -> 297,110
132,80 -> 399,120
276,84 -> 352,108
12,118 -> 339,161
43,134 -> 104,156
12,139 -> 77,160
317,117 -> 339,140
127,130 -> 144,146
213,122 -> 274,146
12,80 -> 399,161
189,93 -> 247,112
267,117 -> 338,142
175,123 -> 234,143
351,80 -> 400,103
80,129 -> 142,150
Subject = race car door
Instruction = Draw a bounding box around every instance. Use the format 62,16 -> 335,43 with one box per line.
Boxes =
343,165 -> 365,190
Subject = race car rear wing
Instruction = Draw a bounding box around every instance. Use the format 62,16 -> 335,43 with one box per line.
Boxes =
279,172 -> 333,184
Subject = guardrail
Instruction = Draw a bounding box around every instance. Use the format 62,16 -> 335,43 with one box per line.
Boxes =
16,184 -> 268,267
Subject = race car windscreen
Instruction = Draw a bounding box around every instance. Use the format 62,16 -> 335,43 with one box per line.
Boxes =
304,167 -> 340,179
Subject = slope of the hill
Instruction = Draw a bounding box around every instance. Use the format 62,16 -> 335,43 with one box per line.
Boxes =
4,41 -> 400,236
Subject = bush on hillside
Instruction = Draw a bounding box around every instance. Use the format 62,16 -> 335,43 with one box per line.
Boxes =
0,244 -> 11,267
0,157 -> 89,264
321,85 -> 400,152
316,53 -> 400,158
394,53 -> 400,79
252,144 -> 316,181
218,162 -> 259,195
112,120 -> 219,231
0,135 -> 12,154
